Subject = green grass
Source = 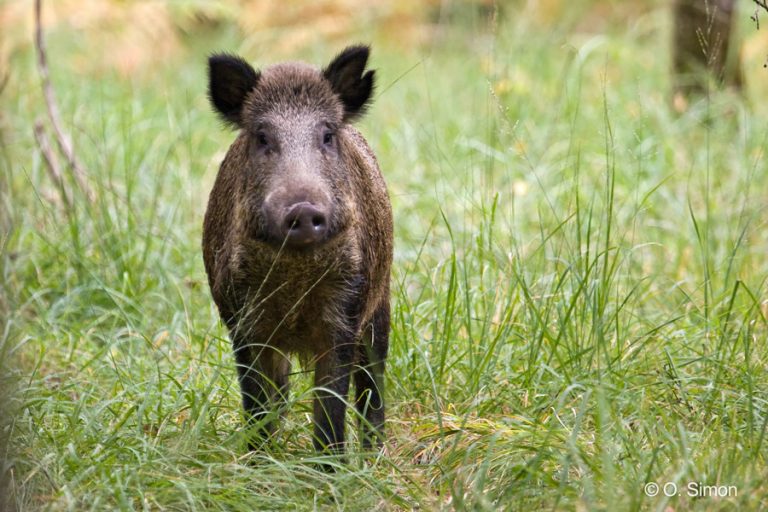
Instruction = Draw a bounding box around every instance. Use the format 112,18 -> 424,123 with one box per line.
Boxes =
2,3 -> 768,510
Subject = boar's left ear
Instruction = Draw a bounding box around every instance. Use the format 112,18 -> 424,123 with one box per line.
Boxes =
208,53 -> 260,129
323,45 -> 375,122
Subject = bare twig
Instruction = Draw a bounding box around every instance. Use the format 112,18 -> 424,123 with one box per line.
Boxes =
33,0 -> 94,201
753,1 -> 768,67
33,120 -> 71,209
754,0 -> 768,27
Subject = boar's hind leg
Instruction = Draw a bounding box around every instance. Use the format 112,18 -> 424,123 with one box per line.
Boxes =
233,342 -> 290,451
353,301 -> 389,450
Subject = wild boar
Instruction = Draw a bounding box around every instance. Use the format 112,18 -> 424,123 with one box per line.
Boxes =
202,45 -> 392,456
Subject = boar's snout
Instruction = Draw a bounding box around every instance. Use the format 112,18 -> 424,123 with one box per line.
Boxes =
281,202 -> 329,248
262,189 -> 334,249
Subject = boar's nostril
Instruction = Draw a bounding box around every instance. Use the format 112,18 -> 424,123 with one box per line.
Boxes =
281,202 -> 329,248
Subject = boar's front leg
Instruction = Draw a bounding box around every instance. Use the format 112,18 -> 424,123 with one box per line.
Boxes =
313,337 -> 355,456
233,341 -> 290,451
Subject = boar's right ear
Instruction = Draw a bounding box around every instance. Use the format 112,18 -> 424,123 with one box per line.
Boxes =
208,53 -> 260,128
323,45 -> 375,122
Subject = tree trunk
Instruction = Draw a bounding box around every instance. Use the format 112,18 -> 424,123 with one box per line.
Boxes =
672,0 -> 741,96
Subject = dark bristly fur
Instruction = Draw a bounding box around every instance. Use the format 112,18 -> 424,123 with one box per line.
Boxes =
202,45 -> 392,459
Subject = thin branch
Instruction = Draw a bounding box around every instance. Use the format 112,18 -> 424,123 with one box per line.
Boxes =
34,0 -> 94,201
754,1 -> 768,67
755,0 -> 768,26
33,120 -> 71,209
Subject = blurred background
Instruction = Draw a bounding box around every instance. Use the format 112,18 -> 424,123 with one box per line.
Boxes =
0,0 -> 765,82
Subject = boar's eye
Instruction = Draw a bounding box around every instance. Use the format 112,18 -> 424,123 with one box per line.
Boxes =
256,132 -> 269,147
322,131 -> 334,146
